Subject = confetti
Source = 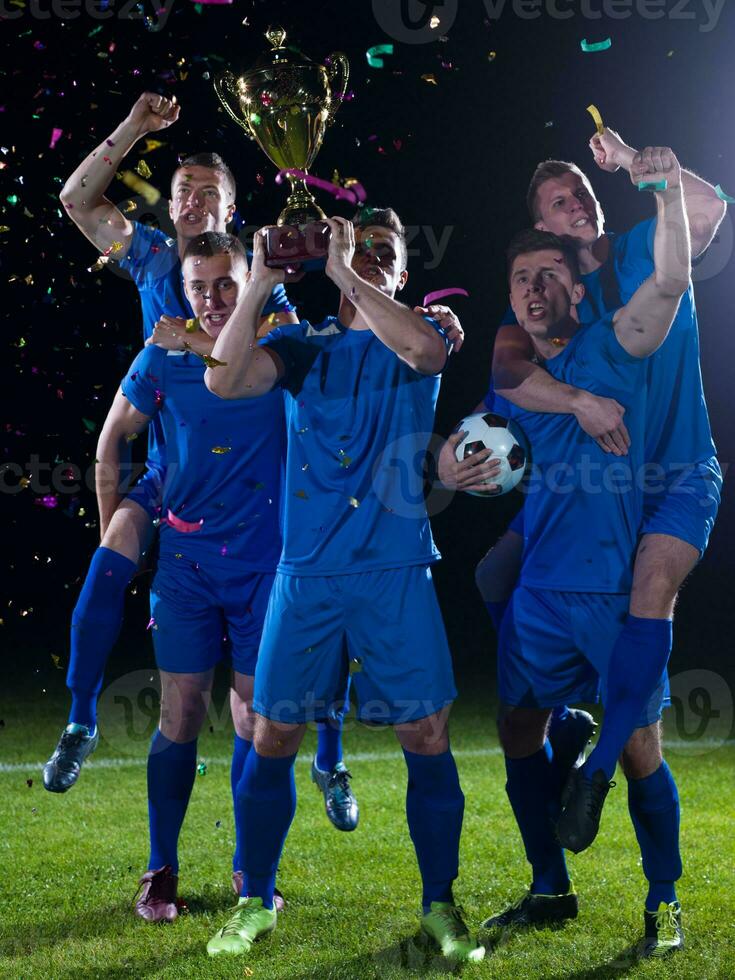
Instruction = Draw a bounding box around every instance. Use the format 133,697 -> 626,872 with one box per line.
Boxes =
421,74 -> 438,85
366,44 -> 394,69
423,288 -> 469,306
638,180 -> 668,192
142,138 -> 165,153
294,489 -> 308,499
586,104 -> 605,136
348,497 -> 360,508
581,38 -> 612,53
165,510 -> 204,533
487,51 -> 497,62
51,654 -> 62,669
123,200 -> 137,213
210,446 -> 231,454
117,170 -> 161,205
185,318 -> 199,332
715,184 -> 735,204
135,159 -> 152,179
429,14 -> 440,28
197,762 -> 208,775
349,658 -> 363,675
200,353 -> 228,368
275,169 -> 366,206
49,127 -> 63,150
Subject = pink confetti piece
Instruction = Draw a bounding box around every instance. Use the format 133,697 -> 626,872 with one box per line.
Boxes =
146,617 -> 156,630
422,288 -> 470,306
49,128 -> 63,150
164,509 -> 204,533
276,169 -> 365,206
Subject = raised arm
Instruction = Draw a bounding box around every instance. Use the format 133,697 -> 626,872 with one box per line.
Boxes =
590,127 -> 726,256
59,92 -> 179,257
493,323 -> 631,454
204,232 -> 286,400
613,148 -> 691,359
325,218 -> 448,376
95,388 -> 152,539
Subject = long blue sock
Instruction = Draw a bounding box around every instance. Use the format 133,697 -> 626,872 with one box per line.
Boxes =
147,729 -> 198,874
484,599 -> 509,633
586,615 -> 672,779
66,547 -> 137,729
315,720 -> 343,772
627,762 -> 681,911
403,748 -> 464,912
238,751 -> 297,908
231,734 -> 252,872
505,743 -> 570,895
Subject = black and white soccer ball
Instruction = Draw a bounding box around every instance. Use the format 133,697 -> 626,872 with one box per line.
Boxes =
453,412 -> 529,497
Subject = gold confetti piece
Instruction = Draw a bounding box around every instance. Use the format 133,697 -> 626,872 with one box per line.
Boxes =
123,200 -> 137,213
294,489 -> 309,499
349,658 -> 363,675
24,274 -> 33,285
88,256 -> 110,272
142,138 -> 165,153
135,159 -> 153,179
185,317 -> 199,333
267,312 -> 278,326
109,240 -> 124,254
51,654 -> 62,670
487,51 -> 496,62
125,433 -> 138,442
586,104 -> 605,135
200,354 -> 228,369
339,456 -> 352,468
0,225 -> 9,233
421,73 -> 438,85
244,968 -> 254,978
211,446 -> 232,454
348,497 -> 360,508
429,14 -> 440,27
118,170 -> 160,205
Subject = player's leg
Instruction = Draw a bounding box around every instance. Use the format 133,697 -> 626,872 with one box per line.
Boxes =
311,674 -> 359,832
347,566 -> 483,962
43,496 -> 154,793
620,723 -> 684,958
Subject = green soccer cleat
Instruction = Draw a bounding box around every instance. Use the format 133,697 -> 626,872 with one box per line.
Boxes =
207,896 -> 277,956
640,902 -> 684,958
420,902 -> 485,963
482,886 -> 578,929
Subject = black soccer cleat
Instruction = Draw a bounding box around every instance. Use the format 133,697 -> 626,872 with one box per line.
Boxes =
556,767 -> 615,853
548,708 -> 596,779
482,887 -> 578,930
43,723 -> 99,793
640,902 -> 684,958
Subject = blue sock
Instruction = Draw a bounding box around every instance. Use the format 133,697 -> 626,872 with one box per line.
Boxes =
147,729 -> 198,874
231,734 -> 252,872
315,720 -> 343,772
403,749 -> 464,913
484,599 -> 509,633
238,751 -> 297,909
66,547 -> 137,729
505,743 -> 570,896
586,615 -> 673,779
627,762 -> 681,911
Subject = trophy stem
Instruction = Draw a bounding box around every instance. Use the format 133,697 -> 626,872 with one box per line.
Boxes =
277,176 -> 327,227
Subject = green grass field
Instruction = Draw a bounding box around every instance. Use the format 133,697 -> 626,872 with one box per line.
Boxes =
1,668 -> 733,980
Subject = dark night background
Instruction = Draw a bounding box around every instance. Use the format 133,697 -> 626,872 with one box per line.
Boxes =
2,0 -> 734,717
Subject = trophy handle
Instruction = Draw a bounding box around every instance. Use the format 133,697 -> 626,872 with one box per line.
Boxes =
214,71 -> 255,140
325,52 -> 349,126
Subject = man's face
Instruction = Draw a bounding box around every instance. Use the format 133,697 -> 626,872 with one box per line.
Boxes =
169,166 -> 235,241
183,253 -> 247,338
352,226 -> 408,297
534,171 -> 604,245
509,248 -> 584,336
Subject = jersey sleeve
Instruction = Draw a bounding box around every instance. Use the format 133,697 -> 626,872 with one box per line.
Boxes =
418,314 -> 452,375
570,313 -> 644,397
116,222 -> 179,287
261,282 -> 296,317
259,321 -> 318,394
120,346 -> 165,417
618,217 -> 656,267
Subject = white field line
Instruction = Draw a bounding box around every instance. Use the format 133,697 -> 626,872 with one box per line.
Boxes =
1,741 -> 733,774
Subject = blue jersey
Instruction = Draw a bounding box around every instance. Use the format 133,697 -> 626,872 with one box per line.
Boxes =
575,219 -> 715,480
121,344 -> 285,572
261,315 -> 451,576
496,313 -> 648,594
116,221 -> 295,472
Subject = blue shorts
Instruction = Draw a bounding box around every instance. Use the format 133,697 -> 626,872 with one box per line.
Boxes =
253,565 -> 457,725
498,586 -> 669,727
508,509 -> 524,536
126,464 -> 164,520
642,456 -> 721,558
150,553 -> 275,675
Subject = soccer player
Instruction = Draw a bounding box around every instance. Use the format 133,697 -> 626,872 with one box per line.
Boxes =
99,231 -> 294,920
463,128 -> 724,849
43,93 -> 303,800
481,147 -> 690,957
202,209 -> 484,962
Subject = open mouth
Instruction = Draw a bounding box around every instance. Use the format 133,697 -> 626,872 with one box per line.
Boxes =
182,211 -> 205,226
571,216 -> 591,229
205,312 -> 228,327
528,302 -> 547,320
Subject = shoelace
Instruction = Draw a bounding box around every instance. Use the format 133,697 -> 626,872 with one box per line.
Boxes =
654,904 -> 679,940
585,778 -> 615,819
329,768 -> 354,809
431,905 -> 470,939
220,903 -> 264,937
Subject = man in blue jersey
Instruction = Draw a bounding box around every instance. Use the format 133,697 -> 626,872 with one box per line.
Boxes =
44,93 -> 300,799
455,130 -> 724,852
95,231 -> 292,921
479,147 -> 692,958
202,209 -> 484,963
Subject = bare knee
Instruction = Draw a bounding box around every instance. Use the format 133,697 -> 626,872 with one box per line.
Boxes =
497,706 -> 550,759
253,714 -> 305,758
100,500 -> 153,566
620,722 -> 663,780
159,670 -> 213,743
475,530 -> 523,603
395,708 -> 450,755
231,673 -> 255,742
631,535 -> 698,619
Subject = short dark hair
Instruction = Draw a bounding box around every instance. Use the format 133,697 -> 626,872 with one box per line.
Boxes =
526,159 -> 589,222
352,206 -> 408,268
506,228 -> 581,285
182,231 -> 247,268
172,152 -> 236,202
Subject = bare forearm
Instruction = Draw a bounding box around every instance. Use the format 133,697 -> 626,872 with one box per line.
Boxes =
206,281 -> 271,398
496,368 -> 581,415
60,118 -> 142,209
654,188 -> 691,295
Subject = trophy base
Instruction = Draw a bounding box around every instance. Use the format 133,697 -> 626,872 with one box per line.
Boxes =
265,221 -> 331,271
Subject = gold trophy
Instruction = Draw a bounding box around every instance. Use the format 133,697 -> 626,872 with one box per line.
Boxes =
214,27 -> 349,269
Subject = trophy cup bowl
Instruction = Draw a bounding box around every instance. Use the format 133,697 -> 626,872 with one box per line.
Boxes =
215,27 -> 349,269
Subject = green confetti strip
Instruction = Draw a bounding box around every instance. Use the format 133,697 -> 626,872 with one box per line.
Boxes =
715,184 -> 735,204
366,43 -> 394,68
638,180 -> 668,192
581,38 -> 612,53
